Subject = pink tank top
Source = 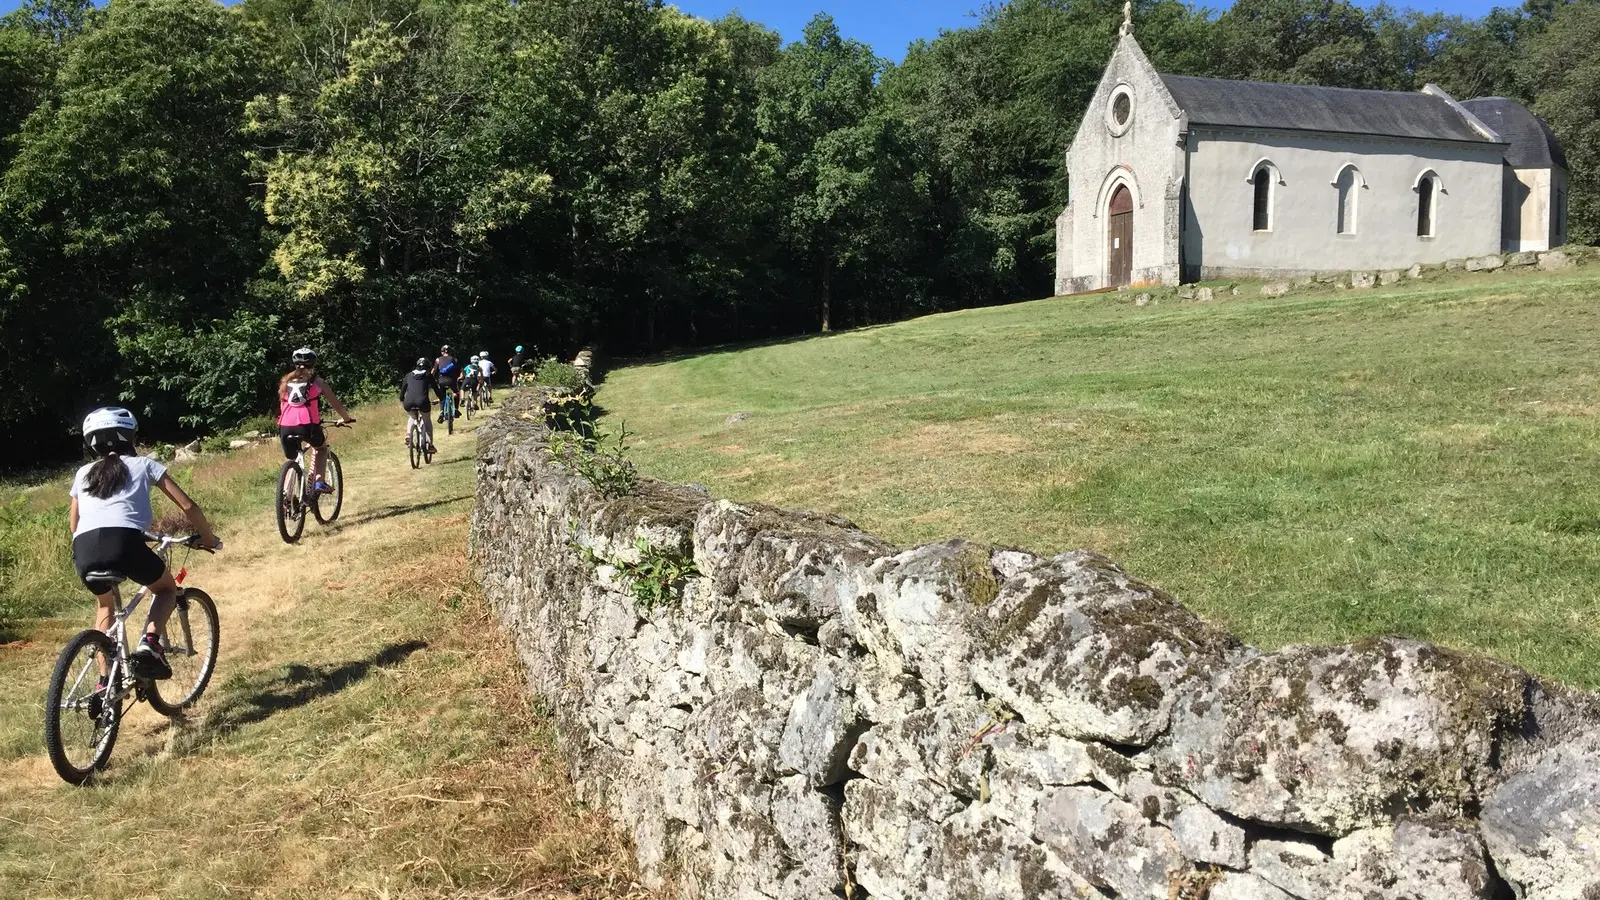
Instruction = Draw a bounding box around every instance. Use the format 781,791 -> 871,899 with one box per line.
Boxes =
278,378 -> 323,427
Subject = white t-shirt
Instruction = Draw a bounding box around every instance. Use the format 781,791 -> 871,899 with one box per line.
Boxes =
70,455 -> 167,537
478,359 -> 493,378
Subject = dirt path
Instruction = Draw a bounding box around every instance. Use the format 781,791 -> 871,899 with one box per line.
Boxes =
0,400 -> 649,899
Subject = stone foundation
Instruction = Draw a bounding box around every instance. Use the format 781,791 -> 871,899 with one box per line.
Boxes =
472,390 -> 1600,900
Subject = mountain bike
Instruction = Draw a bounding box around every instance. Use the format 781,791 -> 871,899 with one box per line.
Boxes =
44,533 -> 221,785
406,408 -> 435,469
462,382 -> 478,421
439,388 -> 456,436
276,423 -> 348,544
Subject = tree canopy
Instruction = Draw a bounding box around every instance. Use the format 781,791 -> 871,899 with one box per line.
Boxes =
0,0 -> 1592,467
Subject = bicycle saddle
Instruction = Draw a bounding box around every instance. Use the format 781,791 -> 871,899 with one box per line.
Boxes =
83,570 -> 127,592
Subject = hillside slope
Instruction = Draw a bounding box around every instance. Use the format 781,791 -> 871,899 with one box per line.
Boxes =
599,268 -> 1600,687
0,405 -> 646,899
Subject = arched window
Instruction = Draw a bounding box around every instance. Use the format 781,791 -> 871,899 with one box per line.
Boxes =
1252,167 -> 1273,232
1416,173 -> 1437,237
1335,165 -> 1362,235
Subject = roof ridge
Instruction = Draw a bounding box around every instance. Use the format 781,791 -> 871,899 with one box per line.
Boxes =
1159,72 -> 1437,99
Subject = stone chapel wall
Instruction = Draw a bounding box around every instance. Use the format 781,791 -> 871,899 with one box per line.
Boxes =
473,388 -> 1600,900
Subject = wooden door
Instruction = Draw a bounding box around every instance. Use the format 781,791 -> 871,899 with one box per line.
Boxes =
1108,185 -> 1133,287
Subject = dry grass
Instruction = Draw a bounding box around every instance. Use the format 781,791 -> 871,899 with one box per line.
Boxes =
0,400 -> 654,900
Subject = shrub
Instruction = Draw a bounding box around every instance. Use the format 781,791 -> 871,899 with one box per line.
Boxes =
533,358 -> 587,394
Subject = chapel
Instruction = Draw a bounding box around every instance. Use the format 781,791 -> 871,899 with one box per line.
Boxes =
1054,12 -> 1569,293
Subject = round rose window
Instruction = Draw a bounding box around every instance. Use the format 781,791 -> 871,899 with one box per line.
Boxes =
1106,85 -> 1134,136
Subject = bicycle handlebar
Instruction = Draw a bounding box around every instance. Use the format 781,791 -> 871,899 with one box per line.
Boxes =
142,533 -> 223,553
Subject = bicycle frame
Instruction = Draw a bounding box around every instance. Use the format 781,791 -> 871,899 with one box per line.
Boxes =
86,536 -> 193,697
292,421 -> 348,501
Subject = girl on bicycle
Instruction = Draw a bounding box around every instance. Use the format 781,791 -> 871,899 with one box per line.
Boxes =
71,407 -> 220,681
278,348 -> 356,493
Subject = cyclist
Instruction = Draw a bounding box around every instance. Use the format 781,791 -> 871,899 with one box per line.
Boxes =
431,344 -> 462,422
278,348 -> 356,493
509,345 -> 529,384
70,407 -> 220,683
462,355 -> 483,409
399,357 -> 435,453
477,351 -> 495,404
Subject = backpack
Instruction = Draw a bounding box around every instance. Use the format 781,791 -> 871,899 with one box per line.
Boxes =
285,379 -> 315,406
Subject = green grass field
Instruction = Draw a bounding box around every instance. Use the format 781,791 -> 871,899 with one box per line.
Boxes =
598,267 -> 1600,689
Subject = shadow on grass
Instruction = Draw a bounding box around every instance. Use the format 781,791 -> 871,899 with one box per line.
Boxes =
206,639 -> 428,735
340,496 -> 472,526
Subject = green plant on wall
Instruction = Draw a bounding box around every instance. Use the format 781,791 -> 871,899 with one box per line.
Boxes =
547,397 -> 636,499
570,529 -> 700,612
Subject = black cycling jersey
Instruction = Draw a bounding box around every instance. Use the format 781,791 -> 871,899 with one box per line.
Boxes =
400,371 -> 432,409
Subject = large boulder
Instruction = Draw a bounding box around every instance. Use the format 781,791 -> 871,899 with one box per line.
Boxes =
1159,637 -> 1536,835
1480,727 -> 1600,900
970,551 -> 1241,747
1033,786 -> 1188,899
1249,822 -> 1497,900
1538,250 -> 1572,271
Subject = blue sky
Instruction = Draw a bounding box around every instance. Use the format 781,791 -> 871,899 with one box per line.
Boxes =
670,1 -> 1507,60
0,0 -> 1511,62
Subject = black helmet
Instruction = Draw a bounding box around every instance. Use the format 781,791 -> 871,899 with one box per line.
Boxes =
414,357 -> 429,371
292,347 -> 317,367
440,344 -> 451,354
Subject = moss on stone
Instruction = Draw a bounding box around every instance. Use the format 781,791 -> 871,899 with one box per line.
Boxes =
946,542 -> 1001,607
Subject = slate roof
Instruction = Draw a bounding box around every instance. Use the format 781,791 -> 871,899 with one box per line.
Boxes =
1459,97 -> 1567,169
1160,74 -> 1497,145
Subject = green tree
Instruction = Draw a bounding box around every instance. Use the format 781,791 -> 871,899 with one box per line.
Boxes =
1522,0 -> 1600,243
758,14 -> 899,331
1211,0 -> 1397,89
0,0 -> 273,449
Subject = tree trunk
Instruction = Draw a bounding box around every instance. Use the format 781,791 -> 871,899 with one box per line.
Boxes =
819,257 -> 832,333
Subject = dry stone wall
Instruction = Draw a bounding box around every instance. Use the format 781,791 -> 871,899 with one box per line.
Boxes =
472,390 -> 1600,900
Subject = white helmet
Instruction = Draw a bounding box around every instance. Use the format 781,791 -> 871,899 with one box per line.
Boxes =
82,407 -> 138,453
470,355 -> 479,362
479,350 -> 489,358
83,406 -> 138,436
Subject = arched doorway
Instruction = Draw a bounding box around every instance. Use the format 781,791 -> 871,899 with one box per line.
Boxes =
1107,184 -> 1133,286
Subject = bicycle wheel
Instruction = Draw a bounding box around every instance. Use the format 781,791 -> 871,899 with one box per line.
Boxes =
409,423 -> 422,469
44,629 -> 122,785
145,588 -> 219,716
445,396 -> 455,435
276,460 -> 305,544
313,451 -> 344,524
464,391 -> 474,420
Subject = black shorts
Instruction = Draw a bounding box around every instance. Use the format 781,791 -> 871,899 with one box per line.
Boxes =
280,424 -> 326,460
73,528 -> 165,592
402,401 -> 431,413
